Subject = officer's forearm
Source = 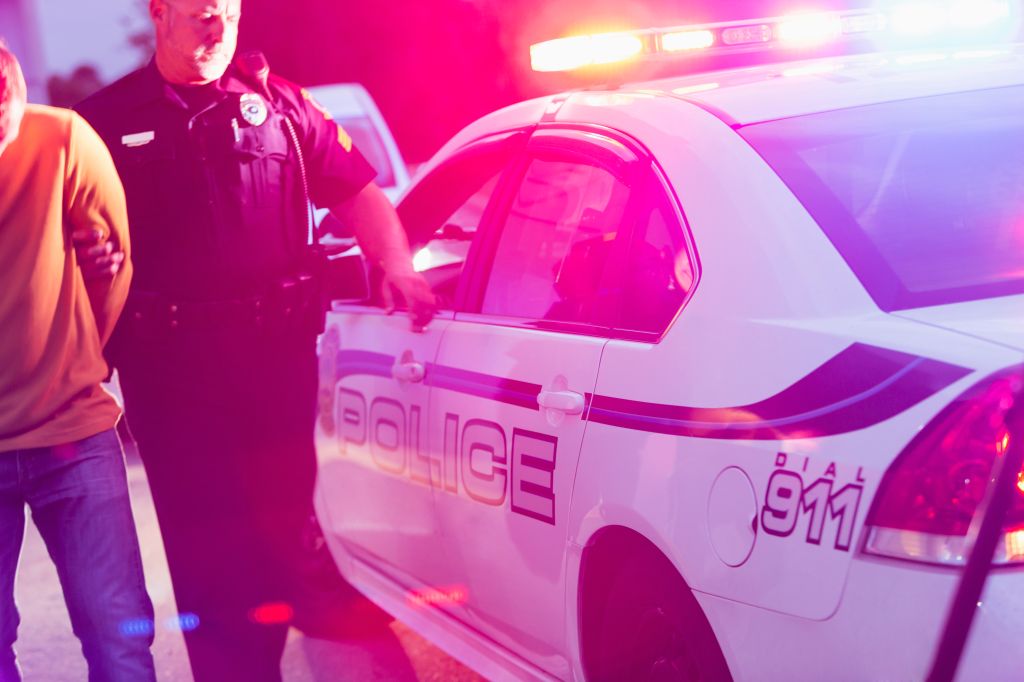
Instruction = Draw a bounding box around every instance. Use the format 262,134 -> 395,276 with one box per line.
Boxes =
329,182 -> 416,275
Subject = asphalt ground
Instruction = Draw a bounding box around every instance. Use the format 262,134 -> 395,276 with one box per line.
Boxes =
12,450 -> 483,682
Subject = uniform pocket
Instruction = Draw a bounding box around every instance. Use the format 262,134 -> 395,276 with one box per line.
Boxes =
233,119 -> 290,208
116,136 -> 177,222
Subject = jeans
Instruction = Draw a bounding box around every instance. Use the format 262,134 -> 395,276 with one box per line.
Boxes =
0,429 -> 156,682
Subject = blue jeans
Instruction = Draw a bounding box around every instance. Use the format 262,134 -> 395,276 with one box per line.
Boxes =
0,429 -> 156,682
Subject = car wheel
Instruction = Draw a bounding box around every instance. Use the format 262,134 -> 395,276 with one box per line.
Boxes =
590,551 -> 732,682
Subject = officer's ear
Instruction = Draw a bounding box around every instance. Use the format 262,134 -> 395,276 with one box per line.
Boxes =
149,0 -> 165,23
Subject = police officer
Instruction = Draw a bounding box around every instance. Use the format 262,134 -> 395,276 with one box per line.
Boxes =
75,1 -> 435,680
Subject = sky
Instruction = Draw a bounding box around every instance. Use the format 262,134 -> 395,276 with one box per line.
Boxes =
31,0 -> 147,81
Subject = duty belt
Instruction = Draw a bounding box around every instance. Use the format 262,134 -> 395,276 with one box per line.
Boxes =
124,274 -> 320,335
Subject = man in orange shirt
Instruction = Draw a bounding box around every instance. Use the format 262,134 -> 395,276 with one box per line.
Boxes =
0,43 -> 156,681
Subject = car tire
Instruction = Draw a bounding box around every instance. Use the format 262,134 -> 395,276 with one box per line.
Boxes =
589,550 -> 732,682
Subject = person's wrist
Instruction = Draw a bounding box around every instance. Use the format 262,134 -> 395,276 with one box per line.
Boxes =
379,250 -> 416,276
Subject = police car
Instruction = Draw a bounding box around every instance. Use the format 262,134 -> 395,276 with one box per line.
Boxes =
312,4 -> 1024,680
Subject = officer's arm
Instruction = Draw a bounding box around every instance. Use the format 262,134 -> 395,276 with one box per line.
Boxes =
65,113 -> 133,347
328,182 -> 436,329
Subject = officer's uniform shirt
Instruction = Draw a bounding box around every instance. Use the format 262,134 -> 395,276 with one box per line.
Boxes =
76,60 -> 376,303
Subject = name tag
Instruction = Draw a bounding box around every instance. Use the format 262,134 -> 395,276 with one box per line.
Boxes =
121,131 -> 155,148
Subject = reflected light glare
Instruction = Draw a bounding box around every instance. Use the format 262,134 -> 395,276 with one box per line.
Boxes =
890,3 -> 951,35
581,93 -> 635,107
776,13 -> 843,45
662,29 -> 715,52
895,52 -> 949,65
999,431 -> 1011,454
953,48 -> 1013,60
412,247 -> 433,272
1017,468 -> 1024,494
249,602 -> 294,625
1006,529 -> 1024,560
671,82 -> 720,95
783,62 -> 841,77
119,618 -> 155,638
948,0 -> 1011,29
407,585 -> 468,608
165,613 -> 201,632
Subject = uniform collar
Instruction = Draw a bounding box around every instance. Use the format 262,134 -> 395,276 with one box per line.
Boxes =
138,59 -> 188,110
220,68 -> 259,96
140,59 -> 257,110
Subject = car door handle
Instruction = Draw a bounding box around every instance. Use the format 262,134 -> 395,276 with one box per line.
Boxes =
392,361 -> 425,384
537,390 -> 585,415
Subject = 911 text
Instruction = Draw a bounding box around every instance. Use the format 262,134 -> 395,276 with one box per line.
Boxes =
761,455 -> 865,552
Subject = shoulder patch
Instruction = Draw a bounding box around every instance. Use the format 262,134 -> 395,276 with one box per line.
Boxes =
336,123 -> 353,153
300,88 -> 333,121
298,87 -> 352,152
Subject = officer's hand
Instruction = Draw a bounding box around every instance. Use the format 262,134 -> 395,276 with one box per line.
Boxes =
73,228 -> 125,280
381,268 -> 437,333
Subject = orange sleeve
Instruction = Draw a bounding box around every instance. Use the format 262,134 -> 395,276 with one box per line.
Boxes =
64,112 -> 133,347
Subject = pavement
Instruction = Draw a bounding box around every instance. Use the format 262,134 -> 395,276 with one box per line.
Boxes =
12,451 -> 483,682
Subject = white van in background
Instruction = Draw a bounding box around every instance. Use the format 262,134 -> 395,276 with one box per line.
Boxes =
306,83 -> 410,204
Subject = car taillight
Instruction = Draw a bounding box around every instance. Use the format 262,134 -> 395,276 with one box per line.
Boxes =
864,366 -> 1024,566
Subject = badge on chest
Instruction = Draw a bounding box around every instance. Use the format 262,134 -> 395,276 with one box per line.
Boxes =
239,93 -> 268,127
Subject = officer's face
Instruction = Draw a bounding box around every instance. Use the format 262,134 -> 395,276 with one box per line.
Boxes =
152,0 -> 242,84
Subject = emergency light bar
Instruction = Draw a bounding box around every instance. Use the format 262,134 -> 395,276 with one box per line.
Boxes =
530,1 -> 1017,72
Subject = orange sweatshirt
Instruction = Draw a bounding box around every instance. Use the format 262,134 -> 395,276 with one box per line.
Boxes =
0,105 -> 132,452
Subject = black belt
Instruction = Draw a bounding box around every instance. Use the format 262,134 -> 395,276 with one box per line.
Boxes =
124,274 -> 319,334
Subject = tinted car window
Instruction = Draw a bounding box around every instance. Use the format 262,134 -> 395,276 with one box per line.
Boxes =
618,200 -> 692,334
481,156 -> 630,325
397,141 -> 515,307
742,85 -> 1024,310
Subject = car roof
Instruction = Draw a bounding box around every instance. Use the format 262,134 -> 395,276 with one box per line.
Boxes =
624,44 -> 1024,125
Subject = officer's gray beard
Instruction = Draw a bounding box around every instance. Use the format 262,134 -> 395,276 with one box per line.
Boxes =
193,49 -> 232,81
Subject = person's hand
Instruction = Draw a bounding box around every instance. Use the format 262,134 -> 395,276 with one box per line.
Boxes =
380,265 -> 437,332
72,228 -> 125,280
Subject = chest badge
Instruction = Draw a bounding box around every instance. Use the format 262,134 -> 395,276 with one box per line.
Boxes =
239,93 -> 268,127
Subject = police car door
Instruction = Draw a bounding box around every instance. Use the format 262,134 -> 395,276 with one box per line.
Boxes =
316,134 -> 523,590
427,129 -> 642,674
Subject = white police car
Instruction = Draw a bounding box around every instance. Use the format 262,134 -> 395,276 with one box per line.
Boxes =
313,4 -> 1024,680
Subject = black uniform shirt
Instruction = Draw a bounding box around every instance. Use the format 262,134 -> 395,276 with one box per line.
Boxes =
76,60 -> 376,301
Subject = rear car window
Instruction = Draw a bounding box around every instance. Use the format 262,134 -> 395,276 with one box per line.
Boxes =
481,156 -> 630,325
397,136 -> 520,308
741,85 -> 1024,311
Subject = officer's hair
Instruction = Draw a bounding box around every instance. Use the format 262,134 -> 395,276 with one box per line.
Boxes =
0,39 -> 27,145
